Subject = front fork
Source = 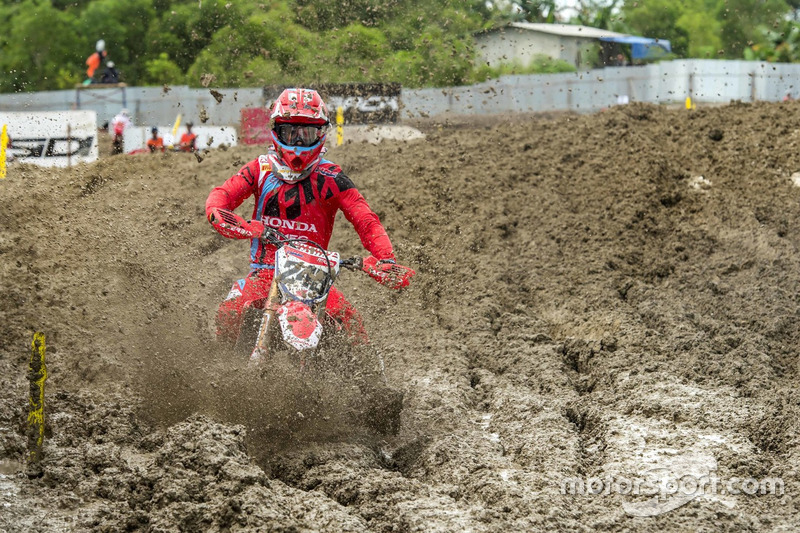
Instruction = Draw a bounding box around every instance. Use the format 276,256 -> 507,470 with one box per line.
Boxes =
249,281 -> 328,370
248,276 -> 281,366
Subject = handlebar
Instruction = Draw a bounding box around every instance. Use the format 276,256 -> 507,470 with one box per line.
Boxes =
258,226 -> 363,273
340,257 -> 364,271
258,226 -> 288,246
209,208 -> 412,288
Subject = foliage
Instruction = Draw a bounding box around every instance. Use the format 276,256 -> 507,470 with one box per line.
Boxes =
0,0 -> 84,92
619,0 -> 690,57
143,53 -> 184,85
472,54 -> 576,82
1,0 -> 799,93
77,0 -> 156,83
517,0 -> 559,23
716,0 -> 789,58
675,0 -> 722,59
573,0 -> 623,31
745,19 -> 800,62
293,0 -> 400,31
618,0 -> 791,60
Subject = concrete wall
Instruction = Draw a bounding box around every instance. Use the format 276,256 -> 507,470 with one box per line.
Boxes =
400,59 -> 800,119
1,60 -> 799,128
0,85 -> 264,130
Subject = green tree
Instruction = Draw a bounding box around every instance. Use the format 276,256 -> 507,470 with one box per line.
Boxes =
621,0 -> 690,57
293,0 -> 400,31
574,0 -> 623,30
143,52 -> 184,85
745,19 -> 800,62
677,1 -> 723,58
519,0 -> 558,22
471,53 -> 575,82
0,0 -> 82,92
384,28 -> 474,86
184,5 -> 317,87
717,0 -> 789,58
145,0 -> 244,73
76,0 -> 156,83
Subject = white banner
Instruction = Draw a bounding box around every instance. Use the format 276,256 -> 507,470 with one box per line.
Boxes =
123,125 -> 238,153
0,111 -> 98,167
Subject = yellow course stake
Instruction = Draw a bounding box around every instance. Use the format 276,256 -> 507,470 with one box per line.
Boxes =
685,97 -> 693,110
336,106 -> 344,146
169,113 -> 182,150
27,332 -> 47,478
0,124 -> 9,179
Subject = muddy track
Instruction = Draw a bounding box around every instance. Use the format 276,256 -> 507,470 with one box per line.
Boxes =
2,101 -> 800,531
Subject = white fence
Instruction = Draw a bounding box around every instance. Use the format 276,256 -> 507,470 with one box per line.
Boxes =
402,59 -> 800,118
0,60 -> 798,128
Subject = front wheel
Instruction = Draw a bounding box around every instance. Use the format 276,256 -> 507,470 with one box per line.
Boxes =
234,305 -> 263,359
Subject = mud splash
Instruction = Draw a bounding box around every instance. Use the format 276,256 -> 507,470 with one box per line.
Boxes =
1,101 -> 800,530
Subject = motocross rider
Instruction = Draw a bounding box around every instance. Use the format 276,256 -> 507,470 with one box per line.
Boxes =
206,88 -> 399,344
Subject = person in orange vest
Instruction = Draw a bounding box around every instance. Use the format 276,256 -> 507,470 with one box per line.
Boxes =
146,127 -> 165,153
178,122 -> 197,152
85,40 -> 107,84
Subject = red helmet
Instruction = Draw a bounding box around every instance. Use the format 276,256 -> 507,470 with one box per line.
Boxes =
267,88 -> 330,183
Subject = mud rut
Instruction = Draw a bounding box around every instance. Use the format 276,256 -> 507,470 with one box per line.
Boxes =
2,101 -> 800,531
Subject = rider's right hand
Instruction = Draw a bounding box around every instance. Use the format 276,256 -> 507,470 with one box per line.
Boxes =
247,219 -> 266,237
251,221 -> 282,245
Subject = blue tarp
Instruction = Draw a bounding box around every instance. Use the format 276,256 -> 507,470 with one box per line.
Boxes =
599,35 -> 672,59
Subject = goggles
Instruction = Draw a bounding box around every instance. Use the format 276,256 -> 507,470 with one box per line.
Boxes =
274,123 -> 326,147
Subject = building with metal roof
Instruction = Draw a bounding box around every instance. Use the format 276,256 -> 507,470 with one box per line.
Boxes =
475,22 -> 672,69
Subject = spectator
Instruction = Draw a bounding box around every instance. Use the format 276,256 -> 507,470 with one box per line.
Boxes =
85,40 -> 107,84
783,92 -> 794,102
110,109 -> 131,155
100,61 -> 120,84
147,127 -> 165,153
178,122 -> 197,152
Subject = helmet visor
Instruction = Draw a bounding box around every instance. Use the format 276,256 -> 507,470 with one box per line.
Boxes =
274,123 -> 326,147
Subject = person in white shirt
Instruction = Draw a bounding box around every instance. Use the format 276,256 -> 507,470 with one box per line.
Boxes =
110,109 -> 131,155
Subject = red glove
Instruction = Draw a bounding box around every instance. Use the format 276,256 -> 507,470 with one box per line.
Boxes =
208,208 -> 262,240
363,256 -> 415,289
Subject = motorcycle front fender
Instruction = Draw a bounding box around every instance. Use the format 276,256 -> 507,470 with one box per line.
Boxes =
277,300 -> 323,351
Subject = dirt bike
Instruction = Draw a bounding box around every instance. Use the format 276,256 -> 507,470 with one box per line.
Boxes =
210,208 -> 414,434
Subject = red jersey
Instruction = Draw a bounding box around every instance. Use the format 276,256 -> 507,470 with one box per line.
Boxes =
206,156 -> 394,269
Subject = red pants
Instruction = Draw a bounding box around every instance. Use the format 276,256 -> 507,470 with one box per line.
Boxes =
216,269 -> 368,344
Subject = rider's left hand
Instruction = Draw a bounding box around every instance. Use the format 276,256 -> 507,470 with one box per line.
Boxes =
363,256 -> 414,289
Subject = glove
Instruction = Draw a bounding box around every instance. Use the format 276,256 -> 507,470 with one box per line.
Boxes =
208,208 -> 267,240
208,208 -> 253,239
363,256 -> 415,289
247,219 -> 266,237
